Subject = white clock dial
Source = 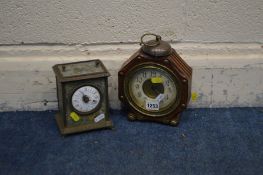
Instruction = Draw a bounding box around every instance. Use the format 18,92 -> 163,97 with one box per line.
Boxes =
127,67 -> 177,113
71,86 -> 101,113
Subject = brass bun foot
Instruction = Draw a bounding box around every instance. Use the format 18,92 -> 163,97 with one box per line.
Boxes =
169,115 -> 180,126
128,113 -> 136,121
170,120 -> 179,126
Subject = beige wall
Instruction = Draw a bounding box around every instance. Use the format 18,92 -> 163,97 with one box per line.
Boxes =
0,0 -> 263,111
0,0 -> 262,45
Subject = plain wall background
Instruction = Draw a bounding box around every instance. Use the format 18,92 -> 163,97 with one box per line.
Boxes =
0,0 -> 262,45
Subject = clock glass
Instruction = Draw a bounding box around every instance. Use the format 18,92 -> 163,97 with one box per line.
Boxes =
125,65 -> 179,116
71,86 -> 101,113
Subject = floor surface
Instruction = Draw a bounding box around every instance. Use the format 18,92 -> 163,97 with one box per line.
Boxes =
0,108 -> 262,175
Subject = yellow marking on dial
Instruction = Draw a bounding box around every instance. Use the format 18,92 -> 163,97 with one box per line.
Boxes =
151,77 -> 163,84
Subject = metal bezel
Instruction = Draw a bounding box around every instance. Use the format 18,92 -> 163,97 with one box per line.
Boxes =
70,85 -> 102,115
123,63 -> 181,117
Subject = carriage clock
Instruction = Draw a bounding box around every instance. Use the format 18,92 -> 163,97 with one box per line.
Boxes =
53,59 -> 113,135
118,33 -> 192,126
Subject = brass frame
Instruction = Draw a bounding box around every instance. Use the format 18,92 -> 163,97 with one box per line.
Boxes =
53,59 -> 113,135
55,113 -> 113,135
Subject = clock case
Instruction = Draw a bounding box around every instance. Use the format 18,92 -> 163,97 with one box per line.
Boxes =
118,34 -> 192,126
53,59 -> 113,135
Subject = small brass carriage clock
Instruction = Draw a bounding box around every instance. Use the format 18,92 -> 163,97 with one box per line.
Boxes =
118,34 -> 192,126
53,60 -> 113,135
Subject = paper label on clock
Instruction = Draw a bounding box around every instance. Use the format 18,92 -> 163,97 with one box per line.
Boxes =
94,113 -> 105,123
145,94 -> 164,111
146,100 -> 160,111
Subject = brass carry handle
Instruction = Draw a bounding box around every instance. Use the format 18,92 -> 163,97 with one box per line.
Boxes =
140,33 -> 162,47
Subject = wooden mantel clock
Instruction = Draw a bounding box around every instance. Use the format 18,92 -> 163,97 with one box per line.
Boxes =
53,60 -> 113,135
118,33 -> 192,126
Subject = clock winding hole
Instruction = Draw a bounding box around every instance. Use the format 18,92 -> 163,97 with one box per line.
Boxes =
82,95 -> 90,103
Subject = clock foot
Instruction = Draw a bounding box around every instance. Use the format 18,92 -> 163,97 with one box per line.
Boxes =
128,113 -> 136,121
170,120 -> 179,126
169,115 -> 180,126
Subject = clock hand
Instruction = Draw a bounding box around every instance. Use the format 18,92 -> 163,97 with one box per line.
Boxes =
79,90 -> 85,96
151,83 -> 163,95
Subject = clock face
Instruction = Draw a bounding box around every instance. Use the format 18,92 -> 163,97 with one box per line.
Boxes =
124,65 -> 179,116
71,86 -> 101,113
